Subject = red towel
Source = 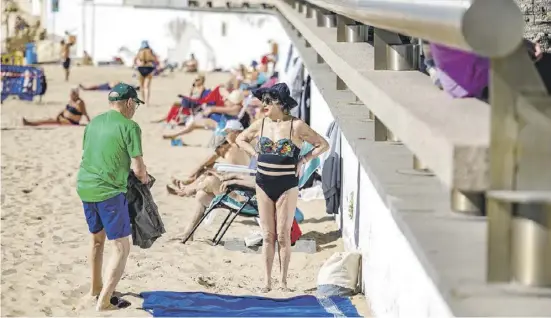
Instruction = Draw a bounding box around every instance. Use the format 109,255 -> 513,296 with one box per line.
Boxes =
181,86 -> 225,106
290,218 -> 302,245
165,104 -> 191,123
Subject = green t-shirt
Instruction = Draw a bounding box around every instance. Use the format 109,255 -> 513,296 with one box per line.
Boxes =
77,110 -> 143,202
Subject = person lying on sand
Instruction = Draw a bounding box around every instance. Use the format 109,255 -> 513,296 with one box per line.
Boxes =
79,81 -> 140,92
162,90 -> 244,141
167,120 -> 250,196
22,87 -> 90,126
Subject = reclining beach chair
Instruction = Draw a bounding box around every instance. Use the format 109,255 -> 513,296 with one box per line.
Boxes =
181,183 -> 259,246
180,145 -> 314,246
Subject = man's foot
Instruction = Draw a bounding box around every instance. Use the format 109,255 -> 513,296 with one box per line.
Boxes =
96,296 -> 131,311
22,118 -> 30,126
260,286 -> 271,293
171,177 -> 193,189
166,184 -> 194,197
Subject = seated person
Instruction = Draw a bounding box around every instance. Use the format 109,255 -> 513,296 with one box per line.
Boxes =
151,75 -> 213,124
167,120 -> 250,196
162,89 -> 244,141
81,51 -> 94,66
182,53 -> 198,73
22,87 -> 90,126
188,73 -> 207,99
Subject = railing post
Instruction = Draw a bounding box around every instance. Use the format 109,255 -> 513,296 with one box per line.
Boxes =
372,28 -> 416,143
335,16 -> 366,91
486,44 -> 551,287
316,54 -> 324,64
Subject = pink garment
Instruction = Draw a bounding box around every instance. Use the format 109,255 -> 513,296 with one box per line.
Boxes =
260,77 -> 278,88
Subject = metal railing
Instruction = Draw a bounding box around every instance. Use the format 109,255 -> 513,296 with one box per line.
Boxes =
278,0 -> 551,289
122,0 -> 551,288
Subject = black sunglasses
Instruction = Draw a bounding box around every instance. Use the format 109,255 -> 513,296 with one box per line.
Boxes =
261,93 -> 280,105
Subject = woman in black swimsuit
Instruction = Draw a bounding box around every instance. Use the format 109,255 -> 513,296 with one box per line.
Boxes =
22,88 -> 90,126
134,40 -> 158,106
236,83 -> 329,292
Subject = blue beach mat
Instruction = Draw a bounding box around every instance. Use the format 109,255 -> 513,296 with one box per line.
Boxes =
140,291 -> 361,317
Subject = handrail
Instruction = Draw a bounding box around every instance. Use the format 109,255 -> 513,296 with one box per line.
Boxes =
303,0 -> 523,58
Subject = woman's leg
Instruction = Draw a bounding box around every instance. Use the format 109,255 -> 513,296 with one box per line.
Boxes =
256,185 -> 277,292
145,74 -> 153,106
275,187 -> 299,291
138,75 -> 146,102
22,117 -> 66,126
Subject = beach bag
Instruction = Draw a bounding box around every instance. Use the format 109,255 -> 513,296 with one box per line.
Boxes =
317,252 -> 361,297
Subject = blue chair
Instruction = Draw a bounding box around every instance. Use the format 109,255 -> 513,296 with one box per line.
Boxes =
1,65 -> 44,102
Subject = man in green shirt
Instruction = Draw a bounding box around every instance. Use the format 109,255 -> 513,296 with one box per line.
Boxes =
77,83 -> 148,311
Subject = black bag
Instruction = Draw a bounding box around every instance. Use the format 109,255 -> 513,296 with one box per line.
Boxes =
126,172 -> 165,248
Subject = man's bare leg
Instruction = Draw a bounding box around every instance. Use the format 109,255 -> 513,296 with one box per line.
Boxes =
163,119 -> 217,139
90,230 -> 106,296
96,236 -> 131,311
182,190 -> 214,241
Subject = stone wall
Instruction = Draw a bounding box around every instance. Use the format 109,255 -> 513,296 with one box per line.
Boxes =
515,0 -> 551,52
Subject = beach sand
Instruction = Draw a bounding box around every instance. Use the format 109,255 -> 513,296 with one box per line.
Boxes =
1,65 -> 370,316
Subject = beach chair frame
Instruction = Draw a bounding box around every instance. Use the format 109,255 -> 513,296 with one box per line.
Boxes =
181,184 -> 257,246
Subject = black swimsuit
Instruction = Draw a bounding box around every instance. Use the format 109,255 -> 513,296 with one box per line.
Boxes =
255,118 -> 301,202
58,103 -> 82,125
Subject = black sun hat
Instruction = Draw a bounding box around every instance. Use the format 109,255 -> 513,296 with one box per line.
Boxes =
252,83 -> 298,109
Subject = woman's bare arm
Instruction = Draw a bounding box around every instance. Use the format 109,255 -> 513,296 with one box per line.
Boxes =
235,119 -> 262,157
79,99 -> 91,122
294,120 -> 329,163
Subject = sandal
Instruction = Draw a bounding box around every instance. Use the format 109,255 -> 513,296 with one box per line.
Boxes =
110,296 -> 131,309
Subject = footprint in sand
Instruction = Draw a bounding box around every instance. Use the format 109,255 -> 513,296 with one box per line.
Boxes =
40,306 -> 53,316
2,269 -> 16,276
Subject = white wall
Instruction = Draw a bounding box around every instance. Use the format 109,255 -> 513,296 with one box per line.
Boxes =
43,0 -> 291,71
296,39 -> 454,318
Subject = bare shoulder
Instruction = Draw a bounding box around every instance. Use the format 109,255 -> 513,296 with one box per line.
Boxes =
292,118 -> 310,133
248,118 -> 264,131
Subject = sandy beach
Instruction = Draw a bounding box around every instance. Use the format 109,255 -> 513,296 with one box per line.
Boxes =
1,65 -> 369,317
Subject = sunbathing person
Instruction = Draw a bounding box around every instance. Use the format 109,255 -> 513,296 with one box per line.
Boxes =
167,120 -> 250,196
22,87 -> 90,126
79,81 -> 140,92
162,89 -> 244,141
182,53 -> 199,73
151,75 -> 213,124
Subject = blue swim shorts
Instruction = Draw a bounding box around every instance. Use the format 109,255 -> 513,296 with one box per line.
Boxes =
82,193 -> 131,240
